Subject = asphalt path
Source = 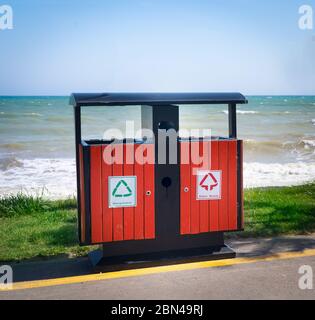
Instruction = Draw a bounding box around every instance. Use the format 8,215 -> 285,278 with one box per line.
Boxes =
1,235 -> 315,300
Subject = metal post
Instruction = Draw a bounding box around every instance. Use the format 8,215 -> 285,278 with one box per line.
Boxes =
228,103 -> 237,139
141,105 -> 180,241
74,106 -> 82,242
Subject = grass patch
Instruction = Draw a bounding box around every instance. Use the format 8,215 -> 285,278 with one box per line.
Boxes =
1,183 -> 315,262
0,194 -> 91,262
232,182 -> 315,238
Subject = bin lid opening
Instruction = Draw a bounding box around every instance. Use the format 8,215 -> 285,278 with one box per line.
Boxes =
70,92 -> 247,107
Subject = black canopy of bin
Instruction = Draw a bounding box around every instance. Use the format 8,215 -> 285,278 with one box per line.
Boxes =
70,92 -> 247,107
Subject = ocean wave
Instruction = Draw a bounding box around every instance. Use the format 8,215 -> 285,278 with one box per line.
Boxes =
0,157 -> 24,170
0,112 -> 42,118
245,139 -> 283,147
0,158 -> 315,199
21,112 -> 42,117
222,110 -> 259,115
302,139 -> 315,148
245,138 -> 315,152
0,143 -> 25,151
0,158 -> 76,200
244,162 -> 315,188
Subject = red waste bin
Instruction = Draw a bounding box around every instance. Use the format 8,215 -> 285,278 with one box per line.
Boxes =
70,93 -> 247,268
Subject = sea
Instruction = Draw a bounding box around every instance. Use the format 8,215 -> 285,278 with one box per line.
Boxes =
0,96 -> 315,199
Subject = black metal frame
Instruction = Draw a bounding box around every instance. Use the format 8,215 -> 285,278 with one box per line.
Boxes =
70,92 -> 247,266
70,92 -> 247,107
74,106 -> 82,242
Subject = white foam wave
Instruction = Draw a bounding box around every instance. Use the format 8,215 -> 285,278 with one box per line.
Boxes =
301,139 -> 315,149
223,110 -> 259,115
22,112 -> 42,117
0,158 -> 315,199
244,162 -> 315,188
0,158 -> 76,200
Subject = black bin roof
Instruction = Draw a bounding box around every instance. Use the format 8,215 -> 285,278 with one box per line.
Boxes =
70,92 -> 247,107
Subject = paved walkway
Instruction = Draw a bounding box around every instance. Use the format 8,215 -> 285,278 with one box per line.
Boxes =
1,234 -> 315,299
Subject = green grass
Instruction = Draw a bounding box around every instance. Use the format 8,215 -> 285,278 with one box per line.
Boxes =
0,194 -> 91,262
234,182 -> 315,238
0,183 -> 315,262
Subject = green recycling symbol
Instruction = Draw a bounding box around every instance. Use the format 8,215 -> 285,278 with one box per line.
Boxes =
112,179 -> 133,198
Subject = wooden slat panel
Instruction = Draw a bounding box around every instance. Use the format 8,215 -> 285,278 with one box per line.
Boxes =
199,141 -> 209,233
123,143 -> 134,240
90,146 -> 103,243
228,140 -> 238,230
190,141 -> 200,234
209,140 -> 219,232
180,141 -> 191,235
112,145 -> 124,241
144,144 -> 155,239
101,145 -> 113,242
134,144 -> 144,239
240,140 -> 244,229
218,140 -> 229,230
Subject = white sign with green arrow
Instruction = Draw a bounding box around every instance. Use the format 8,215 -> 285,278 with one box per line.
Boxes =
108,176 -> 137,208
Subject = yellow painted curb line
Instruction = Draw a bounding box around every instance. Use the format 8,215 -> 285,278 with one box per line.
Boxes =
2,248 -> 315,292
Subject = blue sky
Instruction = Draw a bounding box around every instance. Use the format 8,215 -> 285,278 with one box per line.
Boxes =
0,0 -> 314,95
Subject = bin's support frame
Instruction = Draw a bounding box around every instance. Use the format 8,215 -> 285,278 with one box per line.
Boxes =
74,106 -> 82,243
229,103 -> 237,138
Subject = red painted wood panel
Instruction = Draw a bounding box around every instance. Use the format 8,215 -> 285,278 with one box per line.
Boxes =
228,140 -> 237,230
179,139 -> 240,235
144,144 -> 155,239
240,141 -> 244,229
79,145 -> 86,243
134,144 -> 144,239
180,141 -> 191,235
190,141 -> 201,234
112,145 -> 124,241
209,140 -> 219,232
123,143 -> 134,240
101,145 -> 113,242
218,141 -> 229,231
90,146 -> 103,243
199,141 -> 209,233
